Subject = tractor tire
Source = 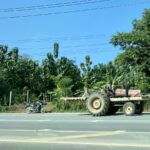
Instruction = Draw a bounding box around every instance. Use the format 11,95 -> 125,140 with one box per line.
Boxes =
123,102 -> 135,116
86,92 -> 110,116
107,106 -> 119,115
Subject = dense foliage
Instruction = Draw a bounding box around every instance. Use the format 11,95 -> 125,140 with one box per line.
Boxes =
111,9 -> 150,92
0,9 -> 150,109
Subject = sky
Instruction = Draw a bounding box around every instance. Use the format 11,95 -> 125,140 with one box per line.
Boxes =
0,0 -> 150,66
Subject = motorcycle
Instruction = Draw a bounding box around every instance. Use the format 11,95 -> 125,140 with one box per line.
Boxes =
25,102 -> 46,113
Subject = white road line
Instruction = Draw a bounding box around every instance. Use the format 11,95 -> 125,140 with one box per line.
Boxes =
0,129 -> 149,135
0,119 -> 99,122
0,119 -> 150,123
0,129 -> 100,132
0,112 -> 88,116
91,120 -> 100,122
0,129 -> 126,134
0,119 -> 52,122
0,139 -> 150,148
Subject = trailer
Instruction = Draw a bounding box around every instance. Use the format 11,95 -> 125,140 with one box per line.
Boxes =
62,88 -> 150,116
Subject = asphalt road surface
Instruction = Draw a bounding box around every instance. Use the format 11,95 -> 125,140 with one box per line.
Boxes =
0,113 -> 150,150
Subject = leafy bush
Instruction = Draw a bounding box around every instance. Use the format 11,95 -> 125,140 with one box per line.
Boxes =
53,100 -> 86,112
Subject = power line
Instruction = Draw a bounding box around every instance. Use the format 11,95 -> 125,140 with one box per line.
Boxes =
17,42 -> 110,50
1,34 -> 150,49
0,34 -> 111,44
0,0 -> 111,13
0,1 -> 149,20
13,44 -> 150,55
1,31 -> 149,44
25,48 -> 122,56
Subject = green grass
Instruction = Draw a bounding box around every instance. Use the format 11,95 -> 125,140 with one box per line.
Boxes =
0,104 -> 25,113
0,101 -> 149,113
0,101 -> 86,113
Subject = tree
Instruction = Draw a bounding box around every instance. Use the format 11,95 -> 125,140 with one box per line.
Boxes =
54,42 -> 59,59
12,48 -> 19,63
0,45 -> 8,65
80,55 -> 92,88
42,52 -> 57,76
90,64 -> 107,89
55,77 -> 73,97
57,57 -> 82,95
0,66 -> 10,105
111,9 -> 150,76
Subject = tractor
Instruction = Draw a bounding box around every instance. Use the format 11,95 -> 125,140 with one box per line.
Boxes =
62,87 -> 150,116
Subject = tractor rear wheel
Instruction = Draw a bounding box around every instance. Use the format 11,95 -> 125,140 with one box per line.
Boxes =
86,92 -> 110,116
123,102 -> 135,116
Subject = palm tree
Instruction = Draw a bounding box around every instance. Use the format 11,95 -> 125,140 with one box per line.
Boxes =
53,42 -> 59,59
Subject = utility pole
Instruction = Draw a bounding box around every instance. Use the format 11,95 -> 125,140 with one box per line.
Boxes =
9,91 -> 12,107
27,90 -> 30,104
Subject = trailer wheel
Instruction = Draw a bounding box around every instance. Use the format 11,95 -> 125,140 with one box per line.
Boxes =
86,92 -> 110,116
123,102 -> 135,116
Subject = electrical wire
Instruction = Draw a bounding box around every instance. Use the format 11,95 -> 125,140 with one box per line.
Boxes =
0,0 -> 111,13
25,48 -> 122,57
0,34 -> 111,44
0,1 -> 149,20
19,42 -> 110,49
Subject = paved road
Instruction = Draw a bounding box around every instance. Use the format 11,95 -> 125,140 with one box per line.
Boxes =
0,113 -> 150,150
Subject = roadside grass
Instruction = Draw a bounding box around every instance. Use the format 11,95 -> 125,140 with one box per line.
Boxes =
0,101 -> 86,113
0,104 -> 25,113
0,101 -> 149,113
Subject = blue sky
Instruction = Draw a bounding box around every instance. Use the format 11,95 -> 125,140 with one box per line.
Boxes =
0,0 -> 150,66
